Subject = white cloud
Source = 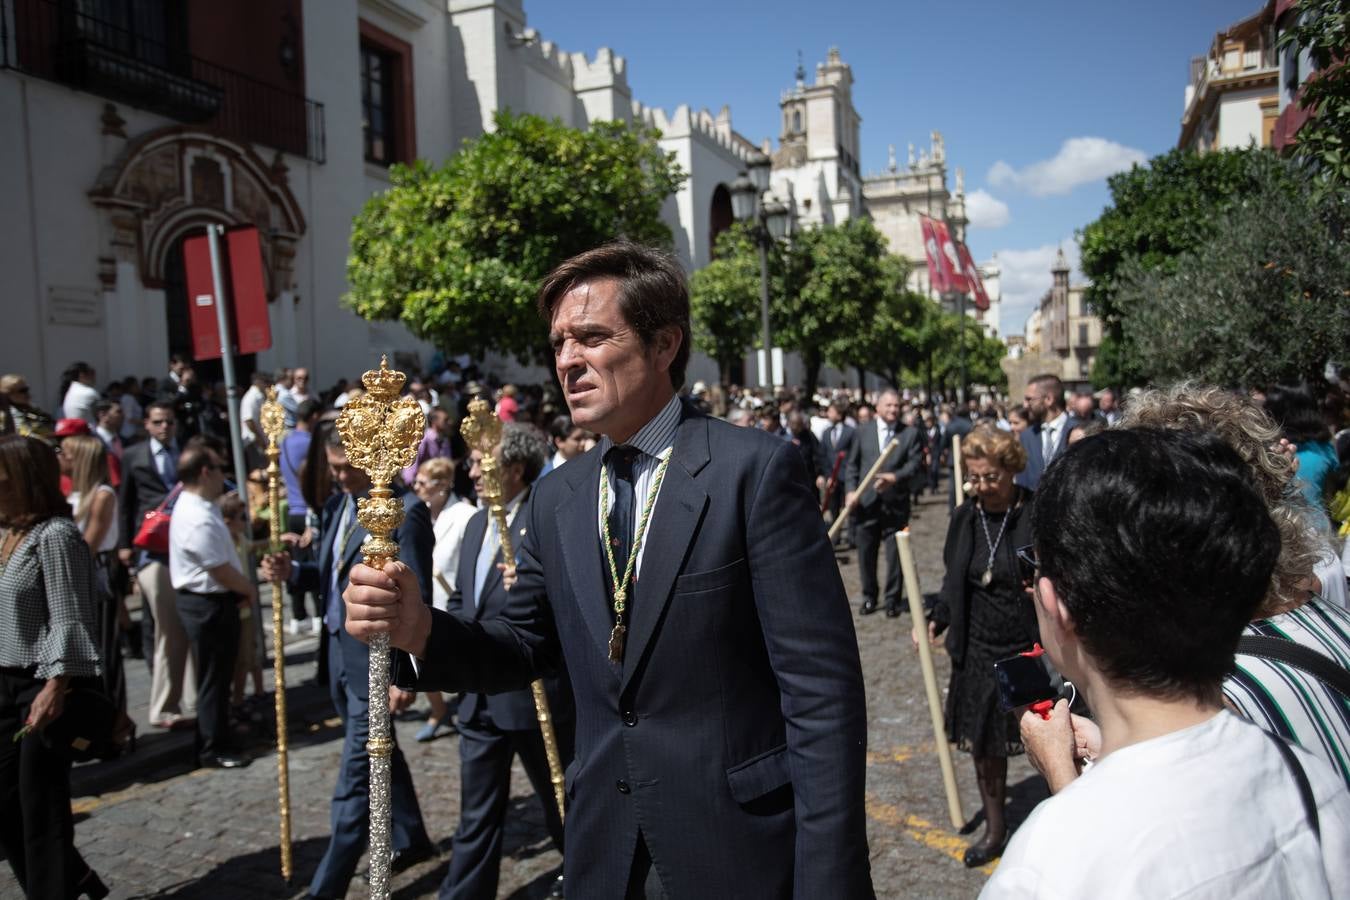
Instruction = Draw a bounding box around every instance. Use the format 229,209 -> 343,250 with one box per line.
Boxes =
987,137 -> 1146,197
992,239 -> 1084,336
965,189 -> 1010,229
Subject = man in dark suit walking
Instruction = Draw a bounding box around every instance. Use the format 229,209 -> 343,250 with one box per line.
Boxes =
344,242 -> 872,899
844,389 -> 924,617
436,423 -> 572,900
816,400 -> 855,545
262,427 -> 435,899
1016,374 -> 1078,491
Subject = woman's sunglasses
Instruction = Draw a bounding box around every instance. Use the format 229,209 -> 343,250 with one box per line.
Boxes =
1015,545 -> 1039,589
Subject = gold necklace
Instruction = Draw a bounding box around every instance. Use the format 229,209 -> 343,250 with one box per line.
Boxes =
600,452 -> 672,662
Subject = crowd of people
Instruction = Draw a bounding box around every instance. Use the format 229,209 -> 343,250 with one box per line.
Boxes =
2,240 -> 1349,899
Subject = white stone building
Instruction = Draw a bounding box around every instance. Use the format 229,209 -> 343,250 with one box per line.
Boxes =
1179,2 -> 1280,152
1,0 -> 992,401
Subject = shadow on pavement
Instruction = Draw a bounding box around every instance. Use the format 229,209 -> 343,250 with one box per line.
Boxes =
128,835 -> 329,899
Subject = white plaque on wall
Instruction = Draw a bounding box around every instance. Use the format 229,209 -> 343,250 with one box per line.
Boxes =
47,287 -> 103,327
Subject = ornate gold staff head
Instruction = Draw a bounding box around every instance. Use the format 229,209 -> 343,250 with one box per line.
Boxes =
261,387 -> 285,448
460,396 -> 504,508
335,356 -> 425,567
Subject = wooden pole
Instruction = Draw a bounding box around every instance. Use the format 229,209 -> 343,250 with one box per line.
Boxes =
896,529 -> 965,830
827,436 -> 900,542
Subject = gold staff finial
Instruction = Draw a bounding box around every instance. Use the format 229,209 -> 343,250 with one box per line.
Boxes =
334,356 -> 425,899
260,387 -> 293,883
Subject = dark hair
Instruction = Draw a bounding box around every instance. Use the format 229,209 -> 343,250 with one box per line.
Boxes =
296,399 -> 321,423
93,399 -> 117,420
59,361 -> 94,402
177,443 -> 220,486
1263,383 -> 1331,446
324,424 -> 346,452
537,240 -> 691,390
144,400 -> 176,420
0,435 -> 70,527
1009,405 -> 1029,422
549,414 -> 576,442
169,353 -> 189,367
301,420 -> 335,511
1032,428 -> 1279,704
1028,374 -> 1065,408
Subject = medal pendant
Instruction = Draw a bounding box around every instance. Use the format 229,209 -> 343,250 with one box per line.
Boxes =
980,567 -> 993,587
607,623 -> 627,662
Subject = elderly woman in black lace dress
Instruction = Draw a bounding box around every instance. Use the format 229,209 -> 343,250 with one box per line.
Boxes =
925,424 -> 1037,868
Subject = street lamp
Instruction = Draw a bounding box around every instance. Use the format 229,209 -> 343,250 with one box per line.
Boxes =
730,151 -> 791,387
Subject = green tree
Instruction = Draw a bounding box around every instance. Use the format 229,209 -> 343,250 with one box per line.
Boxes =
1117,165 -> 1350,386
843,256 -> 928,387
1276,0 -> 1350,201
1078,147 -> 1268,384
774,218 -> 891,391
689,224 -> 769,384
345,111 -> 686,362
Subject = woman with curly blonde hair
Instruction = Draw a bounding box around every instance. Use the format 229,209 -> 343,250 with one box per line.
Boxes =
925,423 -> 1037,866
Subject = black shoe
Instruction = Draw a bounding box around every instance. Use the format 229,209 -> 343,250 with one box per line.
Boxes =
390,841 -> 436,874
200,752 -> 251,769
77,866 -> 109,900
860,599 -> 879,615
549,875 -> 565,898
885,605 -> 903,618
963,834 -> 1008,868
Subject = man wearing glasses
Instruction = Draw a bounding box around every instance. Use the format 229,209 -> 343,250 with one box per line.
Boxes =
120,401 -> 198,728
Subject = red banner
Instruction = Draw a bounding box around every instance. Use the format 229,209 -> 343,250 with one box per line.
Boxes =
921,216 -> 967,293
181,227 -> 272,361
182,234 -> 223,361
956,242 -> 991,311
225,226 -> 271,355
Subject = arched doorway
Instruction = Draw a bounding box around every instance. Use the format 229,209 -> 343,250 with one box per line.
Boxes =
162,234 -> 256,386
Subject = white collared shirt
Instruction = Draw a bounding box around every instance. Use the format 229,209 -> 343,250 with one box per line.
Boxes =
595,394 -> 681,580
876,416 -> 898,448
473,489 -> 526,608
1041,411 -> 1068,462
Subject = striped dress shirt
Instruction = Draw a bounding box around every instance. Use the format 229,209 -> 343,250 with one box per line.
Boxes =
595,393 -> 681,579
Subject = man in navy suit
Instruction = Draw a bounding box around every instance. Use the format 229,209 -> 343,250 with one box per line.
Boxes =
1016,374 -> 1078,491
344,242 -> 873,899
262,427 -> 434,899
437,422 -> 573,900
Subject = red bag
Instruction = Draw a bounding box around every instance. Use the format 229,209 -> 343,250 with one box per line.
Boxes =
132,485 -> 181,555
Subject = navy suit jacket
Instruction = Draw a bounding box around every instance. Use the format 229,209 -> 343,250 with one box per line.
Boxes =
817,422 -> 855,484
1016,416 -> 1080,491
844,420 -> 923,528
297,486 -> 432,695
393,403 -> 873,899
450,496 -> 574,732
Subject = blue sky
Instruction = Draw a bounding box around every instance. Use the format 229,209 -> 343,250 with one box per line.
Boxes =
527,0 -> 1263,334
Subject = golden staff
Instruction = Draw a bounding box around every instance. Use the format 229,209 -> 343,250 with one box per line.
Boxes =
896,528 -> 965,829
260,388 -> 293,883
460,398 -> 566,821
827,436 -> 900,542
335,357 -> 425,899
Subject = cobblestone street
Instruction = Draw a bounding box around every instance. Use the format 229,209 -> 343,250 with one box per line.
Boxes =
1,483 -> 1041,898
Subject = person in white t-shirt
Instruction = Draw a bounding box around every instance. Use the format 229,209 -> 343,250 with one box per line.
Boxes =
981,428 -> 1350,899
60,361 -> 100,425
168,442 -> 256,770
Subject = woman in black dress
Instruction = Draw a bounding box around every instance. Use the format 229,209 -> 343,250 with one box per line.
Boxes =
926,424 -> 1036,867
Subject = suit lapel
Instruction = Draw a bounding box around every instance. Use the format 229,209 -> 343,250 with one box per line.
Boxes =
556,452 -> 615,665
621,412 -> 711,692
477,492 -> 530,619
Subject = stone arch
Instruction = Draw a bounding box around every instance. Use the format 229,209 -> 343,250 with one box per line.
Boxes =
89,125 -> 305,297
708,183 -> 733,260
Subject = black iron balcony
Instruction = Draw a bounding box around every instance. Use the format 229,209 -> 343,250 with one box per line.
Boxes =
2,0 -> 325,163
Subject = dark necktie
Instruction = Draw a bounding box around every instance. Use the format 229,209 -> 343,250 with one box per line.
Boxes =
606,445 -> 639,586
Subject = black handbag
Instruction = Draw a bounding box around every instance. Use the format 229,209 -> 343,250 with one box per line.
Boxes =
41,679 -> 124,763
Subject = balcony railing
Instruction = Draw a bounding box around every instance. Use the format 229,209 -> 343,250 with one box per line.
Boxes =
1,0 -> 325,163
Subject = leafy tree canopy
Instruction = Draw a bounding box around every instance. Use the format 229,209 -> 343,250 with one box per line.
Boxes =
345,111 -> 686,363
1276,0 -> 1350,201
689,223 -> 769,381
